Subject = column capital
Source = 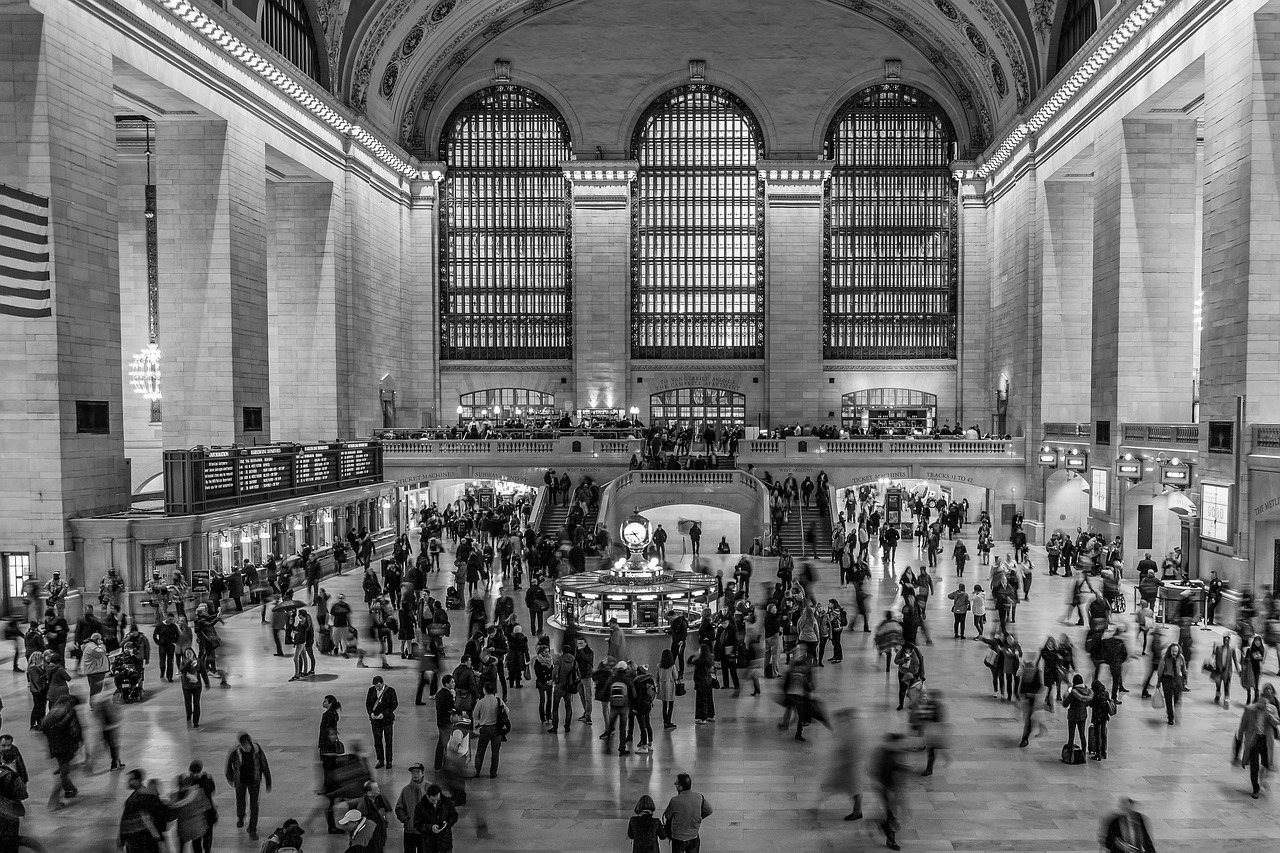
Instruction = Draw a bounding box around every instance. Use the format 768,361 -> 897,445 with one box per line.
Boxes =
758,160 -> 833,206
562,160 -> 637,209
951,160 -> 987,200
561,160 -> 639,184
416,161 -> 446,181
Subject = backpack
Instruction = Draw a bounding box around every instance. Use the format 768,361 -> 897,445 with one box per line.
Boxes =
609,680 -> 629,708
837,607 -> 848,628
560,660 -> 581,693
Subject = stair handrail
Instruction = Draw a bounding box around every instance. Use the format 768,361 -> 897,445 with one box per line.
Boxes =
528,483 -> 552,536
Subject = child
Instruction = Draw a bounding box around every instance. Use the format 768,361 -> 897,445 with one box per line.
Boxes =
626,795 -> 668,853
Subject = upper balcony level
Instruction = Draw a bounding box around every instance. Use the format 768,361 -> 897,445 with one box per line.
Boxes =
380,435 -> 645,465
734,436 -> 1024,465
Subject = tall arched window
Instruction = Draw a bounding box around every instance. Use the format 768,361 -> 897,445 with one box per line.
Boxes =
823,84 -> 957,359
439,87 -> 573,360
1055,0 -> 1098,74
631,85 -> 764,359
260,0 -> 322,83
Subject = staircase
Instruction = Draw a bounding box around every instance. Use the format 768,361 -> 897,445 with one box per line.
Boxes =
539,498 -> 599,540
775,505 -> 833,559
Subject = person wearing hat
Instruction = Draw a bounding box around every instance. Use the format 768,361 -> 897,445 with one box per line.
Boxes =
339,808 -> 375,852
394,764 -> 428,852
366,675 -> 399,769
44,572 -> 68,619
412,784 -> 458,853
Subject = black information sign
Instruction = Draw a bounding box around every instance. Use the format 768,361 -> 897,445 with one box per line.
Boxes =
163,440 -> 384,515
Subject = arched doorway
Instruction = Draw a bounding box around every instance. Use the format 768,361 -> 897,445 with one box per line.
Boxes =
1044,469 -> 1091,539
840,389 -> 937,434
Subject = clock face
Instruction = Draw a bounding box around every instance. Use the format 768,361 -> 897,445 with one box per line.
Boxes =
622,522 -> 649,548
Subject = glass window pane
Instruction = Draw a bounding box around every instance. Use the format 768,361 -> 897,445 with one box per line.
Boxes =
631,85 -> 764,359
440,87 -> 573,360
823,85 -> 958,360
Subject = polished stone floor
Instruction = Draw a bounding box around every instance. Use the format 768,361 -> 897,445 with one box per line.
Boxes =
6,529 -> 1275,852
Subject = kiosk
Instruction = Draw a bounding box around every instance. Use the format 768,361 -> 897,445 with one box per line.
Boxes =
548,512 -> 716,665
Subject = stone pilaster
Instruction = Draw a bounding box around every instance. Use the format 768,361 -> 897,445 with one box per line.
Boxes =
0,7 -> 128,578
158,120 -> 271,448
759,161 -> 832,424
1089,118 -> 1198,433
954,166 -> 990,428
564,161 -> 637,411
267,179 -> 338,439
406,167 -> 443,426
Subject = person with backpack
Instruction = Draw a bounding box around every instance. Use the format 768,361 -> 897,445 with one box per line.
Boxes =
1016,655 -> 1045,747
1088,678 -> 1116,760
601,661 -> 635,755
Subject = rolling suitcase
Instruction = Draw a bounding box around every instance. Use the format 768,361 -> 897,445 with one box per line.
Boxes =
1087,724 -> 1098,758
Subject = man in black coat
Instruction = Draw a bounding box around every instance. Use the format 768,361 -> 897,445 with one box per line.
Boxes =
1099,797 -> 1156,853
366,675 -> 399,769
413,784 -> 459,853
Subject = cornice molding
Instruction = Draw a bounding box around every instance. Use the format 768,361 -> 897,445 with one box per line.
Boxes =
440,362 -> 572,372
562,161 -> 639,183
822,362 -> 958,372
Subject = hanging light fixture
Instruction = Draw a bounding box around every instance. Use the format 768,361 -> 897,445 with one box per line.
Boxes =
131,119 -> 163,417
130,343 -> 163,400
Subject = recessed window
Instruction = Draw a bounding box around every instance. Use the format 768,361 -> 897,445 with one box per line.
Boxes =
1208,421 -> 1234,454
631,85 -> 765,359
1094,420 -> 1111,446
243,407 -> 264,432
824,84 -> 957,359
76,401 -> 110,434
439,87 -> 573,360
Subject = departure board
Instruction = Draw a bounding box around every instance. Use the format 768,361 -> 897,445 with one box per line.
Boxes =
164,441 -> 384,515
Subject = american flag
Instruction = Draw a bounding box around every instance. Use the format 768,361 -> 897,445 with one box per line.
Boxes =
0,183 -> 52,318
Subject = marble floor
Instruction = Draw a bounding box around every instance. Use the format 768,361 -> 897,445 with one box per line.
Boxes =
7,531 -> 1275,852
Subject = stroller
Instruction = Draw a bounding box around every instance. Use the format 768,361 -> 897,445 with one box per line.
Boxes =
445,585 -> 464,611
111,649 -> 145,702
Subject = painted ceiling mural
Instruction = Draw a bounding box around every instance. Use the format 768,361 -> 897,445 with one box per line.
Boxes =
312,0 -> 1045,150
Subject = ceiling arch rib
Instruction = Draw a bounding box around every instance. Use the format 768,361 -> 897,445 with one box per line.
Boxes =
344,0 -> 1032,154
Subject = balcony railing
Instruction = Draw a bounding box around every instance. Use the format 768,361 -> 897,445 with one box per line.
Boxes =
1120,423 -> 1200,447
1254,425 -> 1280,450
735,437 -> 1024,460
381,437 -> 644,460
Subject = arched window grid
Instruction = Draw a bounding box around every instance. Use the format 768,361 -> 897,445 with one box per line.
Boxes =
649,388 -> 747,435
1055,0 -> 1098,74
260,0 -> 321,83
439,86 -> 573,360
630,85 -> 766,360
459,389 -> 556,420
823,84 -> 958,360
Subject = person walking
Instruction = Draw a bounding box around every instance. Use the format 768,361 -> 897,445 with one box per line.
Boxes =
1213,634 -> 1240,708
118,769 -> 170,853
1016,655 -> 1044,748
1234,695 -> 1280,798
40,694 -> 82,809
152,616 -> 178,682
663,772 -> 713,853
366,675 -> 399,769
688,522 -> 701,559
869,733 -> 908,850
1099,797 -> 1157,853
224,732 -> 272,841
178,647 -> 207,727
1157,644 -> 1187,725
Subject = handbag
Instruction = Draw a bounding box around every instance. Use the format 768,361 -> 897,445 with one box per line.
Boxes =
674,681 -> 687,697
1152,689 -> 1165,709
983,648 -> 999,667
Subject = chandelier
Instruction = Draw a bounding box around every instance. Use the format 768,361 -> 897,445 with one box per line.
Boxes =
129,343 -> 162,400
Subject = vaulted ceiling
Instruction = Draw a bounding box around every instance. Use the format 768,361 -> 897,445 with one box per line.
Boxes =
306,0 -> 1070,154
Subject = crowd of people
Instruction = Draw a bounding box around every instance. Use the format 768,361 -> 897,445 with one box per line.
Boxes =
5,477 -> 1278,853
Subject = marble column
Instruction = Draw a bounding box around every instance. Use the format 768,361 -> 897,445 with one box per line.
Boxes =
157,120 -> 271,448
0,7 -> 128,577
954,168 -> 991,427
564,161 -> 637,412
406,168 -> 443,426
759,161 -> 832,425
